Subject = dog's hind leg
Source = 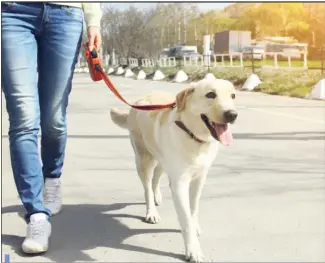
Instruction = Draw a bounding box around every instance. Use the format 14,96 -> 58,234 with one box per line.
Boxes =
152,164 -> 164,206
131,137 -> 160,224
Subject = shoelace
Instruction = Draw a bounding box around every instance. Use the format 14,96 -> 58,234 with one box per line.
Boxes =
28,221 -> 46,239
44,184 -> 60,203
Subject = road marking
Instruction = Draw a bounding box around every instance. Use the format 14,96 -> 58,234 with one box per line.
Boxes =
247,107 -> 325,125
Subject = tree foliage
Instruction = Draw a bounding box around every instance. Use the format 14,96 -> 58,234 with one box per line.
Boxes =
100,3 -> 325,58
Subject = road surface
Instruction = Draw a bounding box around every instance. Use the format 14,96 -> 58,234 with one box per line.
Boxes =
2,74 -> 325,262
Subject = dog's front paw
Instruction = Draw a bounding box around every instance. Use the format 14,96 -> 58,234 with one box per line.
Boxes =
154,190 -> 162,206
145,209 -> 161,224
185,243 -> 204,263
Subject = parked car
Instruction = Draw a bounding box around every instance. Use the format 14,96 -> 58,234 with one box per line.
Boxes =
242,46 -> 265,60
168,45 -> 199,60
181,50 -> 200,59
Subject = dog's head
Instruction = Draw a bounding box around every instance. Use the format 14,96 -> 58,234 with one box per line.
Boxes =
176,78 -> 237,145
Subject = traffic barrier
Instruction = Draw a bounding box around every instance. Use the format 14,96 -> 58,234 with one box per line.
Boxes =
204,73 -> 216,80
152,70 -> 165,81
107,67 -> 115,74
124,68 -> 134,78
158,57 -> 176,67
137,70 -> 146,80
183,55 -> 204,67
308,78 -> 325,100
173,70 -> 188,83
212,53 -> 243,68
141,58 -> 155,67
128,58 -> 139,68
241,74 -> 262,91
115,67 -> 124,75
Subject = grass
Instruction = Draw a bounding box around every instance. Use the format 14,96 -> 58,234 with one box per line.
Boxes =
176,59 -> 324,69
236,59 -> 322,69
255,71 -> 322,98
141,65 -> 323,99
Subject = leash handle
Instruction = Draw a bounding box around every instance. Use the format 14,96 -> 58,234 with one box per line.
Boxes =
84,48 -> 176,111
84,48 -> 103,81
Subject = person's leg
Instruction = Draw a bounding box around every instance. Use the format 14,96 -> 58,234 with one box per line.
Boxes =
1,2 -> 50,221
38,4 -> 83,214
2,2 -> 52,254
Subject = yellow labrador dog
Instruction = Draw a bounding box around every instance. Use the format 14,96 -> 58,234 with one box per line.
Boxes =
110,78 -> 237,262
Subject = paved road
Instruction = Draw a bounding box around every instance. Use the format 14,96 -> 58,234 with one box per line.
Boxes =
2,74 -> 325,262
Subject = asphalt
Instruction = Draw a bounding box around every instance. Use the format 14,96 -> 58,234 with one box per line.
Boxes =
2,74 -> 325,262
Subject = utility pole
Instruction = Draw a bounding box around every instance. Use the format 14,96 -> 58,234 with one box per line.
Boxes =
175,22 -> 177,45
167,24 -> 170,48
322,3 -> 325,77
161,27 -> 164,50
194,21 -> 197,47
178,20 -> 181,44
183,9 -> 187,44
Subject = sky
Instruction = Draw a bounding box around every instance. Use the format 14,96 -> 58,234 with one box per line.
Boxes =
104,2 -> 231,12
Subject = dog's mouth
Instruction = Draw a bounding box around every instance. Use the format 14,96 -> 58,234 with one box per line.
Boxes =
201,114 -> 233,146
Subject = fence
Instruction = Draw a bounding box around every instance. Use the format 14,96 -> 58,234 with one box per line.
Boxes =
75,49 -> 325,76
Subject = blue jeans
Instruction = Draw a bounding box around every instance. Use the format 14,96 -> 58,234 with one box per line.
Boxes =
1,2 -> 83,221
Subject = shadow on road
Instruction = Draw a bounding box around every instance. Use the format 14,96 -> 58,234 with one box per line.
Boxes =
2,131 -> 323,141
2,203 -> 183,262
233,131 -> 324,141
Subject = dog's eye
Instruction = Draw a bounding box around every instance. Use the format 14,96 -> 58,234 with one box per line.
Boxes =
205,92 -> 217,99
231,93 -> 236,99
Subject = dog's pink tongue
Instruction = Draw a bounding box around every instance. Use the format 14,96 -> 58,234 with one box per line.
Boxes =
214,124 -> 233,146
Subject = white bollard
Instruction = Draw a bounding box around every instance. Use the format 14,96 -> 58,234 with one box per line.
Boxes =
241,74 -> 262,91
124,68 -> 134,78
152,70 -> 165,81
137,70 -> 146,80
115,67 -> 124,75
107,67 -> 115,74
274,53 -> 278,68
204,73 -> 216,80
308,78 -> 325,100
303,53 -> 308,69
288,55 -> 291,68
173,70 -> 188,83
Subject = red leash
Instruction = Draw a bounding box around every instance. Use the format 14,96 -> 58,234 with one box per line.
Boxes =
84,48 -> 176,111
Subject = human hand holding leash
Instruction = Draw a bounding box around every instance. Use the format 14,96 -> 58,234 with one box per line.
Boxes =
86,26 -> 101,51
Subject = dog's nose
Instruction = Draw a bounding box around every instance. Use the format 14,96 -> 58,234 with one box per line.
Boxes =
224,110 -> 238,123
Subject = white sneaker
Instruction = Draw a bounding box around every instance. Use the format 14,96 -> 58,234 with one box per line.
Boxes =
43,178 -> 62,215
22,213 -> 51,254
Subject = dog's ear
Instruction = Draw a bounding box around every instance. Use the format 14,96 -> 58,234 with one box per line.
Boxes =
176,87 -> 195,112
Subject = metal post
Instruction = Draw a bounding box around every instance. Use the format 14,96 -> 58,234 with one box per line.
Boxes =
274,53 -> 278,68
183,9 -> 187,44
322,44 -> 325,77
323,3 -> 325,77
178,20 -> 181,44
303,52 -> 307,69
251,47 -> 255,73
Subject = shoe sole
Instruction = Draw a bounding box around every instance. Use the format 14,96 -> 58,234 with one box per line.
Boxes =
22,241 -> 48,254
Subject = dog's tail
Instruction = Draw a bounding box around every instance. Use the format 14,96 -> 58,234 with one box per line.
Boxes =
110,108 -> 129,129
